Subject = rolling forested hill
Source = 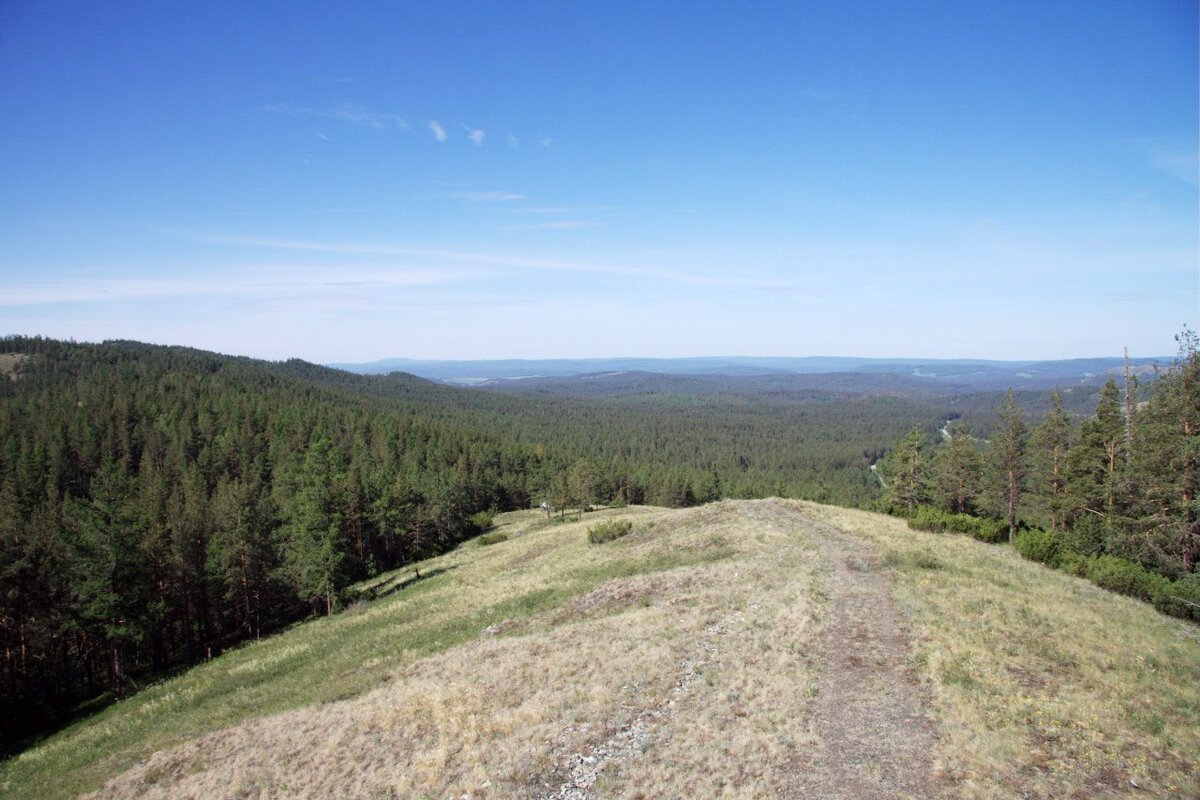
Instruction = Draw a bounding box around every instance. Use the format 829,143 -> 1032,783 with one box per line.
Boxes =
331,354 -> 1164,392
0,337 -> 564,745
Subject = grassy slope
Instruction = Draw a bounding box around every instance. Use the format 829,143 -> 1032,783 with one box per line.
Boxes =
2,501 -> 1197,799
803,502 -> 1200,799
3,504 -> 820,798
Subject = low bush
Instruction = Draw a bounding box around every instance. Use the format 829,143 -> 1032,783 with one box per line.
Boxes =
477,531 -> 508,546
1056,548 -> 1088,578
470,509 -> 497,533
1084,555 -> 1172,605
1153,575 -> 1200,622
1014,528 -> 1062,567
906,506 -> 1007,543
1009,539 -> 1200,623
587,520 -> 633,544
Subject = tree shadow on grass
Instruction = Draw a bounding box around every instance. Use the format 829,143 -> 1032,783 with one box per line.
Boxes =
358,565 -> 456,602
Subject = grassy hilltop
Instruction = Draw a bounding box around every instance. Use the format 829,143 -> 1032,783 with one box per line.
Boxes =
3,500 -> 1197,799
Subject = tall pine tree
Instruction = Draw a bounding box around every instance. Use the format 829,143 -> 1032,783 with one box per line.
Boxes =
1028,389 -> 1073,531
1066,379 -> 1126,552
932,420 -> 980,514
281,438 -> 347,616
885,427 -> 932,513
987,391 -> 1027,543
1128,329 -> 1200,574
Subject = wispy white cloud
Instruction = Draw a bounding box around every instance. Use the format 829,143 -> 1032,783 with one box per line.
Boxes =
1127,136 -> 1198,186
192,233 -> 817,292
510,205 -> 617,215
452,190 -> 526,202
1148,148 -> 1198,186
525,220 -> 600,230
264,105 -> 541,153
0,267 -> 482,307
263,103 -> 409,131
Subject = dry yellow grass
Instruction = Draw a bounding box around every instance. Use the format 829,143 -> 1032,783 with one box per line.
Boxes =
8,502 -> 825,799
79,502 -> 824,799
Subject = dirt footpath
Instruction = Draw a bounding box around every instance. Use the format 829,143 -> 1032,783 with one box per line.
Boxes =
757,502 -> 943,800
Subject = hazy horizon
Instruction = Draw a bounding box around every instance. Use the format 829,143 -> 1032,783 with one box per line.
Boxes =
2,2 -> 1196,362
1,332 -> 1177,368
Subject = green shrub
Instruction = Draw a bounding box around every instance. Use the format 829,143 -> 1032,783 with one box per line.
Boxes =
1014,528 -> 1062,567
1056,548 -> 1088,578
906,505 -> 1007,544
1152,575 -> 1200,621
587,520 -> 633,544
1084,555 -> 1172,604
1062,515 -> 1107,557
470,509 -> 497,533
904,505 -> 944,533
906,508 -> 1200,624
477,531 -> 508,546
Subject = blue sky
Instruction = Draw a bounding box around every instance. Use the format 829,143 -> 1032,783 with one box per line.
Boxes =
1,1 -> 1196,362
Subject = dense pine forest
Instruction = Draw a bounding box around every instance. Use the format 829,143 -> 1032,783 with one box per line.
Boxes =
0,338 -> 568,745
0,334 -> 1192,749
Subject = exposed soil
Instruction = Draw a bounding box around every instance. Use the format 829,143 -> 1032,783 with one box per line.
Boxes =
761,502 -> 944,800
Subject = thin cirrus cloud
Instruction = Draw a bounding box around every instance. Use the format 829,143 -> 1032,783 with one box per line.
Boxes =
1128,136 -> 1199,186
1148,148 -> 1198,186
466,128 -> 486,146
451,191 -> 527,202
511,206 -> 616,215
193,234 -> 818,293
262,103 -> 409,130
523,221 -> 600,230
0,268 -> 482,308
427,120 -> 448,142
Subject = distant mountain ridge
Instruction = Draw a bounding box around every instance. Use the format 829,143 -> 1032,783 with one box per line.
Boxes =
328,355 -> 1168,392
